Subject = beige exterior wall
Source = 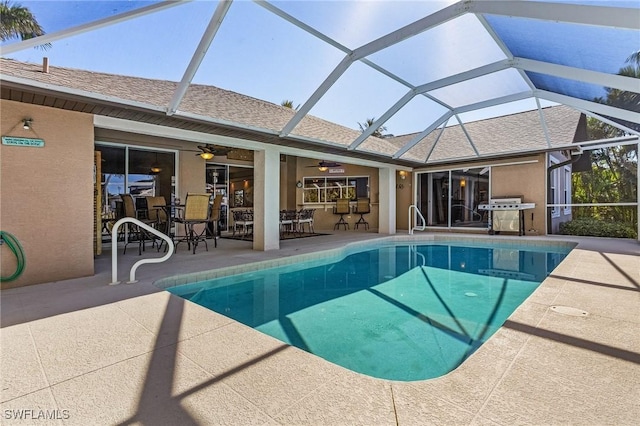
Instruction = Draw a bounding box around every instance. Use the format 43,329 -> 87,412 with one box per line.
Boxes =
396,171 -> 412,231
491,155 -> 547,234
1,100 -> 95,288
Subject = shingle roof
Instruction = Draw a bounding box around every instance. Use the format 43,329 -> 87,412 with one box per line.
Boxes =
1,58 -> 583,165
0,58 -> 390,148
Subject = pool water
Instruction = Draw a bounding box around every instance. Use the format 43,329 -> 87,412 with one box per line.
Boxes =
167,242 -> 571,381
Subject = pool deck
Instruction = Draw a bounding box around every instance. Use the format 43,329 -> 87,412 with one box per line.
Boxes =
1,231 -> 639,425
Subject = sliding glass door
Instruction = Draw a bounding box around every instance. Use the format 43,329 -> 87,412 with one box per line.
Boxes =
418,168 -> 489,229
96,143 -> 177,220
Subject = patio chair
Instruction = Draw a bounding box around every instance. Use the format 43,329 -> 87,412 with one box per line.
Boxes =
121,194 -> 155,255
174,193 -> 211,254
354,198 -> 370,230
333,198 -> 350,230
206,194 -> 223,248
232,209 -> 254,238
279,210 -> 296,237
146,196 -> 168,234
296,208 -> 315,234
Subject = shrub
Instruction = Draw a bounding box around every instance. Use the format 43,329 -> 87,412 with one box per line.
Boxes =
559,218 -> 637,239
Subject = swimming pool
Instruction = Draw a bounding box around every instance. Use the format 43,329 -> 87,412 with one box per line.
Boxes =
166,239 -> 573,381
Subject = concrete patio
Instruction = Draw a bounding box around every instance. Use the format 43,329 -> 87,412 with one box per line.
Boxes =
1,232 -> 639,425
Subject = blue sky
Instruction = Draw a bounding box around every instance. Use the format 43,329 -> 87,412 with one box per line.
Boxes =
2,0 -> 580,135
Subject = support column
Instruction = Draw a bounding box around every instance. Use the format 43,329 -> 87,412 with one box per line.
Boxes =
254,147 -> 280,250
378,167 -> 396,234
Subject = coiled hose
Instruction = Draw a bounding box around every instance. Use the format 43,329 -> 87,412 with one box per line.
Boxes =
0,231 -> 26,282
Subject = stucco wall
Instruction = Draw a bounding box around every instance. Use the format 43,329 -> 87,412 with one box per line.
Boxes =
491,155 -> 547,234
396,171 -> 412,231
1,100 -> 94,288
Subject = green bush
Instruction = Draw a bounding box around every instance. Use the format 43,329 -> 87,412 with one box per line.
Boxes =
559,218 -> 637,239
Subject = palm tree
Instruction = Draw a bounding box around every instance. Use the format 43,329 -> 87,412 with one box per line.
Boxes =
0,1 -> 50,49
281,100 -> 299,110
358,117 -> 389,138
593,51 -> 640,133
626,50 -> 640,66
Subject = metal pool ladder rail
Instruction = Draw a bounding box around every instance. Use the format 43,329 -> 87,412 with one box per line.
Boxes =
110,217 -> 174,285
408,205 -> 426,235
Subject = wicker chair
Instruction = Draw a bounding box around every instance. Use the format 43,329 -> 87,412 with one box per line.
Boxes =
174,193 -> 211,254
333,198 -> 350,230
145,196 -> 168,233
145,196 -> 170,251
354,198 -> 371,230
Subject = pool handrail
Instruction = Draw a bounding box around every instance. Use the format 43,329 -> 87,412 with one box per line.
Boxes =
110,217 -> 174,285
408,205 -> 426,235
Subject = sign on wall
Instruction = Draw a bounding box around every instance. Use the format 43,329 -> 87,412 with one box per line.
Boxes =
2,136 -> 45,147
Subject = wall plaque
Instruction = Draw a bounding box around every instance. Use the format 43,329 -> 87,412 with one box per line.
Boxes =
2,136 -> 45,147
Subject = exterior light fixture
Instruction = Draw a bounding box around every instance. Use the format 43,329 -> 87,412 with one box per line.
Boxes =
22,118 -> 32,130
318,166 -> 328,172
460,178 -> 466,187
398,170 -> 407,180
200,152 -> 214,160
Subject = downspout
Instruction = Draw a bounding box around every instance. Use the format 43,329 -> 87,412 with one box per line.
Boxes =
547,152 -> 583,234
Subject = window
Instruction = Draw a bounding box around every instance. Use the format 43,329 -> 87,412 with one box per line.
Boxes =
564,167 -> 571,214
550,167 -> 560,218
302,176 -> 369,204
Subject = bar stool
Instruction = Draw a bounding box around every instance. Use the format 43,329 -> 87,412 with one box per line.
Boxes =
333,198 -> 350,230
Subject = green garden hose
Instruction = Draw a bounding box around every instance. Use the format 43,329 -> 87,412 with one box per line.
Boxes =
0,231 -> 26,282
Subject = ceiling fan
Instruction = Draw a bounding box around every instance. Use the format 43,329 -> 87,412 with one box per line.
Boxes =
306,160 -> 342,172
189,144 -> 232,160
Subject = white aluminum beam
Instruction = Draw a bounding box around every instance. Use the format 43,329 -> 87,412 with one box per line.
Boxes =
535,97 -> 553,148
453,91 -> 533,115
256,1 -> 453,113
536,90 -> 640,125
394,111 -> 453,159
414,59 -> 512,94
352,1 -> 469,61
455,114 -> 480,156
2,1 -> 187,54
471,0 -> 640,30
424,123 -> 449,163
476,14 -> 539,92
349,90 -> 416,150
576,109 -> 640,137
348,60 -> 511,151
253,0 -> 348,52
514,57 -> 639,93
279,55 -> 353,136
278,1 -> 468,137
422,135 -> 639,166
167,0 -> 233,116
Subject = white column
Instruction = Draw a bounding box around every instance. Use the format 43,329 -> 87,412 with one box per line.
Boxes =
378,167 -> 396,234
254,147 -> 280,250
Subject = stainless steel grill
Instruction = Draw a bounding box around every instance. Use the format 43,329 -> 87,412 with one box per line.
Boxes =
478,198 -> 535,235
